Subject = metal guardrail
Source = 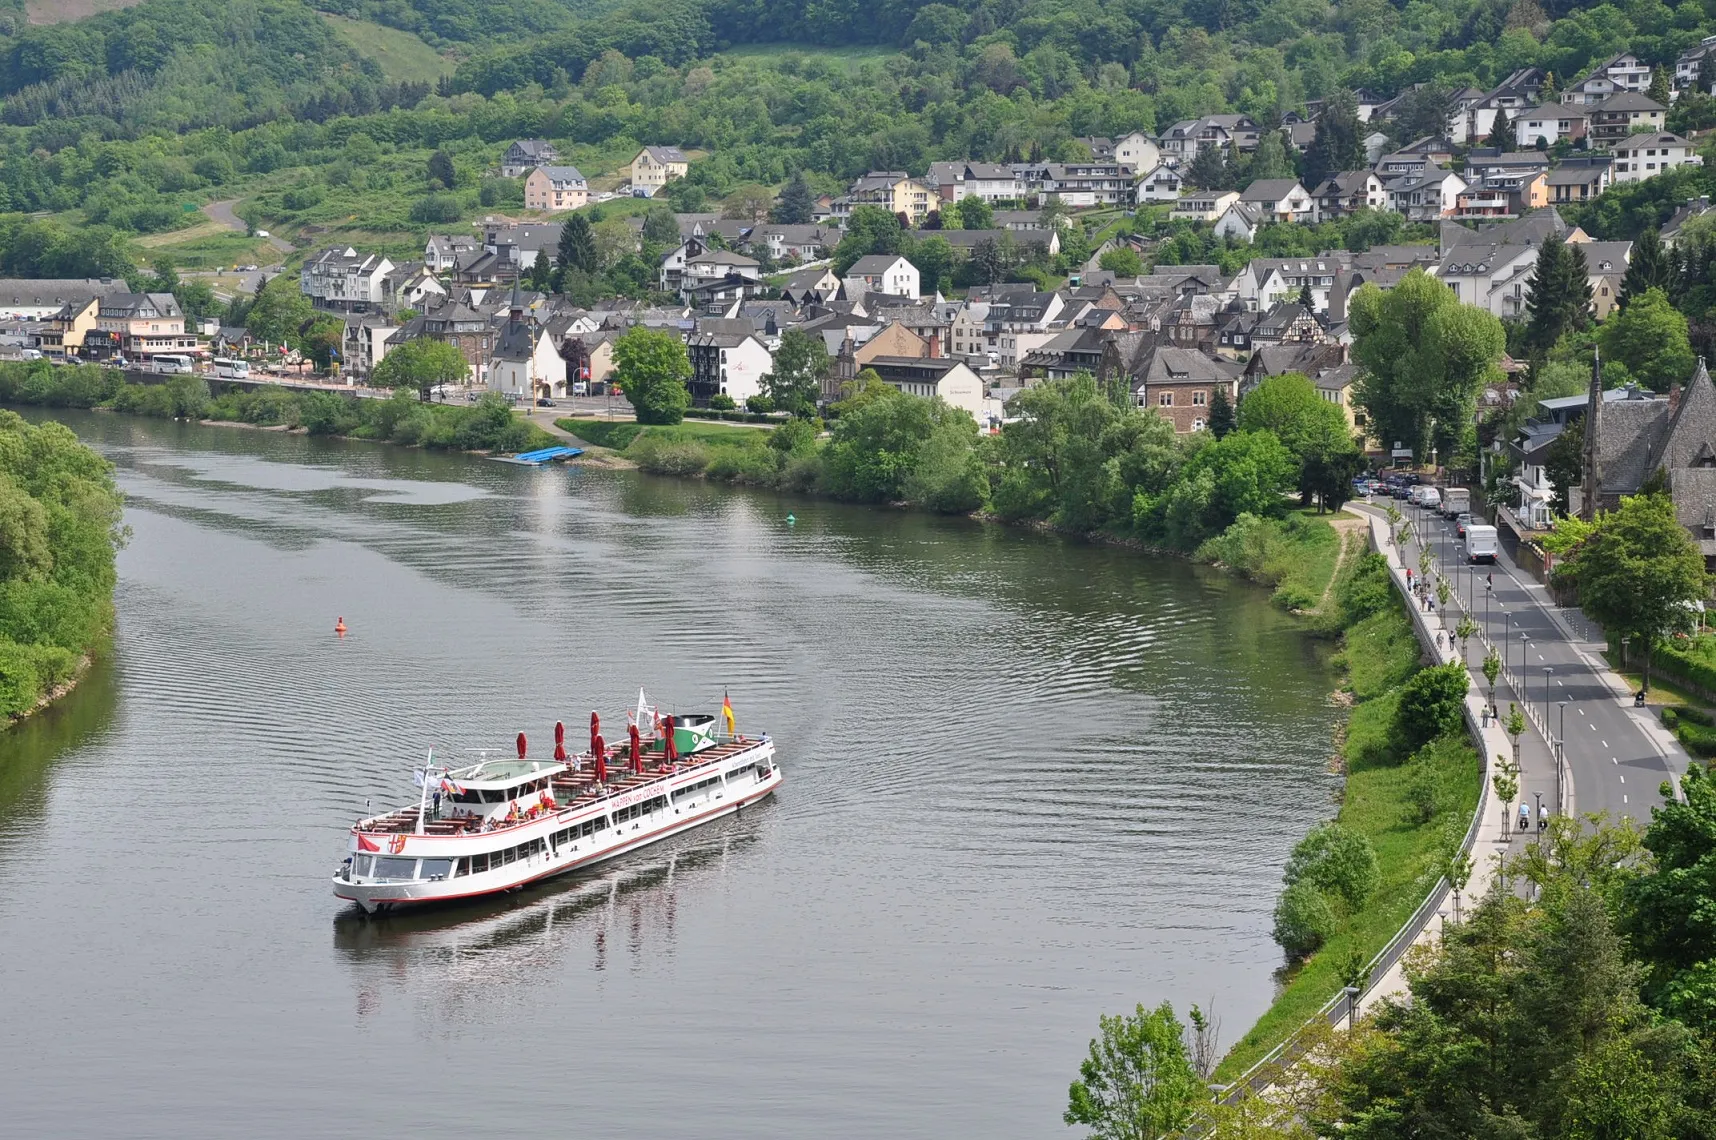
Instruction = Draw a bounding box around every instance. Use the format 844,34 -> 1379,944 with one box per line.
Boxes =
1216,505 -> 1488,1102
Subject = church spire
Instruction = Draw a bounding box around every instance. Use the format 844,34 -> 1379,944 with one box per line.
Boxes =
1581,345 -> 1603,520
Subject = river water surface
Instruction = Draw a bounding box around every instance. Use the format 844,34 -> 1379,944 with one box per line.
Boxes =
0,411 -> 1340,1139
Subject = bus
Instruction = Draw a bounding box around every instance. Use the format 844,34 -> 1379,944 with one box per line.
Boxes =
151,354 -> 195,374
213,358 -> 250,379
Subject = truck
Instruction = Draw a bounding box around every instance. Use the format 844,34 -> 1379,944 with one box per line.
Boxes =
1440,487 -> 1471,518
1466,524 -> 1499,563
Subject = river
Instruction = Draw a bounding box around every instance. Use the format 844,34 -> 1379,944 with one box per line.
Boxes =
0,411 -> 1341,1139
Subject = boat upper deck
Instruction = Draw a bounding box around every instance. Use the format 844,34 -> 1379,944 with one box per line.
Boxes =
355,737 -> 766,838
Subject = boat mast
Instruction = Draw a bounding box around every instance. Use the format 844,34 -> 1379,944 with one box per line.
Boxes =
416,749 -> 433,835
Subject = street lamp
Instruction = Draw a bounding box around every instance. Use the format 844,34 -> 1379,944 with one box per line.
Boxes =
1544,665 -> 1553,730
1557,700 -> 1568,812
1519,632 -> 1530,690
1485,580 -> 1493,643
1621,634 -> 1631,668
1534,790 -> 1545,840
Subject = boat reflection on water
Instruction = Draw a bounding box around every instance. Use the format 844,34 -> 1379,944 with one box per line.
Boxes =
332,815 -> 766,1022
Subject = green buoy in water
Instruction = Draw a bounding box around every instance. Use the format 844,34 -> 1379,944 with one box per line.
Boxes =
786,513 -> 796,525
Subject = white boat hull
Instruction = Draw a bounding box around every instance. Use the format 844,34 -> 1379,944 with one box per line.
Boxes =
333,743 -> 779,915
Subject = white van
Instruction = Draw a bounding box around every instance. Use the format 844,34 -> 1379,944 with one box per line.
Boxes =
213,358 -> 250,379
1466,525 -> 1499,563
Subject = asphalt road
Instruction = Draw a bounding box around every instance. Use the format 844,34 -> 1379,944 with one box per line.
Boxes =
1395,495 -> 1686,823
203,199 -> 293,254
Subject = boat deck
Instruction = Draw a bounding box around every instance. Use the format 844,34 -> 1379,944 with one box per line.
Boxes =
356,739 -> 761,837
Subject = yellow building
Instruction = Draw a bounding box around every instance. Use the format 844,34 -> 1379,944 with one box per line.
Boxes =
39,296 -> 102,360
836,172 -> 933,224
630,146 -> 690,195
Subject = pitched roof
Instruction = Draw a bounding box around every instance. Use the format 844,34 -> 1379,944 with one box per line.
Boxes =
533,165 -> 586,183
846,254 -> 910,274
1593,92 -> 1666,112
641,146 -> 688,164
1133,346 -> 1243,387
1239,178 -> 1305,202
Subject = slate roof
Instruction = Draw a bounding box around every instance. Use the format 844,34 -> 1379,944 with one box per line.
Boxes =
1594,386 -> 1672,495
846,254 -> 910,275
1239,179 -> 1305,203
641,146 -> 688,164
1132,346 -> 1243,389
533,165 -> 586,184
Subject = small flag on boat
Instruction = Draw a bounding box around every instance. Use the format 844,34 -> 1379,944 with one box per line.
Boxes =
356,833 -> 380,852
722,691 -> 735,736
440,778 -> 464,795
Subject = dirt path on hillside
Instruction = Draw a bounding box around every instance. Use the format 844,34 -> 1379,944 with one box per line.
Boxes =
1314,513 -> 1370,615
204,200 -> 294,254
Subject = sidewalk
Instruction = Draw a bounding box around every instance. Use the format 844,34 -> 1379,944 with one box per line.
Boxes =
1349,504 -> 1559,1013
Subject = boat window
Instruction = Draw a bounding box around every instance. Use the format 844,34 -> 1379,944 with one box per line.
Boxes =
470,852 -> 490,874
726,766 -> 753,782
353,854 -> 373,875
373,856 -> 417,880
419,858 -> 453,880
482,789 -> 505,804
501,846 -> 517,865
642,795 -> 666,814
452,790 -> 484,804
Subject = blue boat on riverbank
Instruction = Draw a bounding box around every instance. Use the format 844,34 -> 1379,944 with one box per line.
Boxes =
500,446 -> 584,466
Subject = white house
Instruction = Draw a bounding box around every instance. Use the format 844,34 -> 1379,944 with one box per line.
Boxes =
1561,53 -> 1654,105
489,293 -> 568,400
687,324 -> 773,406
1309,171 -> 1385,221
842,255 -> 919,302
1515,105 -> 1589,149
1170,190 -> 1240,222
1384,167 -> 1466,220
1112,131 -> 1161,172
500,139 -> 557,179
1438,242 -> 1539,319
1610,132 -> 1704,184
1238,178 -> 1313,223
1237,258 -> 1344,312
1135,163 -> 1184,202
864,357 -> 986,419
1213,202 -> 1269,242
300,247 -> 396,315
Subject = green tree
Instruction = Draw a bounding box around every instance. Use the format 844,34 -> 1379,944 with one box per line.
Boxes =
371,338 -> 469,402
760,329 -> 828,418
953,195 -> 994,230
642,205 -> 681,246
1099,247 -> 1143,276
1393,661 -> 1469,753
1542,425 -> 1584,517
721,182 -> 774,222
1525,235 -> 1591,355
1486,107 -> 1513,150
1619,226 -> 1673,309
1482,649 -> 1502,712
1352,270 -> 1505,462
1303,90 -> 1363,190
1065,1002 -> 1204,1140
1247,131 -> 1293,181
1625,761 -> 1716,1034
244,273 -> 314,347
1600,287 -> 1693,394
1239,372 -> 1361,510
302,316 -> 344,371
772,171 -> 814,224
1648,65 -> 1672,107
1283,821 -> 1380,909
427,149 -> 457,189
612,326 -> 691,425
556,212 -> 598,276
833,206 -> 903,275
1207,386 -> 1236,440
1273,879 -> 1338,959
1561,493 -> 1706,693
1184,143 -> 1230,190
908,234 -> 955,294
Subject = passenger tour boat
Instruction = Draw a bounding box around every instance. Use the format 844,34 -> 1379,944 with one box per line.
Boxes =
333,691 -> 780,914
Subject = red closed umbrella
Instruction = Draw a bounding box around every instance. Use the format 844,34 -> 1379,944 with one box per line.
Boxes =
629,723 -> 642,775
663,715 -> 678,765
593,733 -> 608,782
589,711 -> 600,755
515,731 -> 527,759
555,720 -> 565,744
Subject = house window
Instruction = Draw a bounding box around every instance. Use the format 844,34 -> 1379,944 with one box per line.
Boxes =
1159,392 -> 1174,406
1192,390 -> 1207,406
1192,418 -> 1206,432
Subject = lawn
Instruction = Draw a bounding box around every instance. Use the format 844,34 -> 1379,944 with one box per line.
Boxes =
323,15 -> 453,85
557,418 -> 771,450
1214,582 -> 1480,1083
136,229 -> 275,270
719,43 -> 896,71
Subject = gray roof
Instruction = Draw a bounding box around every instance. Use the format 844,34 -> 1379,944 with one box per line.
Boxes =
1595,386 -> 1672,495
846,254 -> 909,274
533,165 -> 586,183
99,292 -> 182,319
1133,346 -> 1243,388
0,278 -> 123,310
642,146 -> 688,164
1593,92 -> 1665,112
1239,179 -> 1305,202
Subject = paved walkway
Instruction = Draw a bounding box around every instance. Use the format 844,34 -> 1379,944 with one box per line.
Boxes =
1346,505 -> 1562,1013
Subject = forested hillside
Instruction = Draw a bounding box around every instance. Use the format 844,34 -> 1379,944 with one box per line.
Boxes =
2,0 -> 1716,275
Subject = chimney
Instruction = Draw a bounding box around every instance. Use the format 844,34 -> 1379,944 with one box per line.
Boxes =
927,331 -> 941,359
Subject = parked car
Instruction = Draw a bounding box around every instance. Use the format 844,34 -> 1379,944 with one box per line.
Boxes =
535,397 -> 556,407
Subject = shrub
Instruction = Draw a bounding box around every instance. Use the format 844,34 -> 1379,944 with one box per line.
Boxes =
745,394 -> 776,414
708,394 -> 737,411
1406,756 -> 1442,823
0,637 -> 41,718
1339,553 -> 1396,623
1272,879 -> 1337,960
629,435 -> 712,476
410,193 -> 464,223
703,445 -> 780,485
1284,822 -> 1380,910
1392,662 -> 1469,754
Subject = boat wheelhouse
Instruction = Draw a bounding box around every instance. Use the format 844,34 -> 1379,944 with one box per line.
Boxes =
333,692 -> 779,914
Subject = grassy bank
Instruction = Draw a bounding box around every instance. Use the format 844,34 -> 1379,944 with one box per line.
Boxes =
1195,510 -> 1359,617
1214,550 -> 1482,1082
1,362 -> 557,455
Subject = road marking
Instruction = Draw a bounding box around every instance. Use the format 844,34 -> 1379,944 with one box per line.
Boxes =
1624,795 -> 1629,804
1612,757 -> 1618,764
1602,741 -> 1608,748
1557,679 -> 1565,686
1537,653 -> 1545,661
1580,709 -> 1587,716
1620,775 -> 1625,784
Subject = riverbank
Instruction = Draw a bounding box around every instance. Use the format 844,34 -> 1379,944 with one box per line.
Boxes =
0,411 -> 123,727
1212,548 -> 1482,1081
0,362 -> 558,456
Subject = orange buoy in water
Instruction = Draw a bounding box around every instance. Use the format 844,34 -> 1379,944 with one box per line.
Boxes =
334,616 -> 347,636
